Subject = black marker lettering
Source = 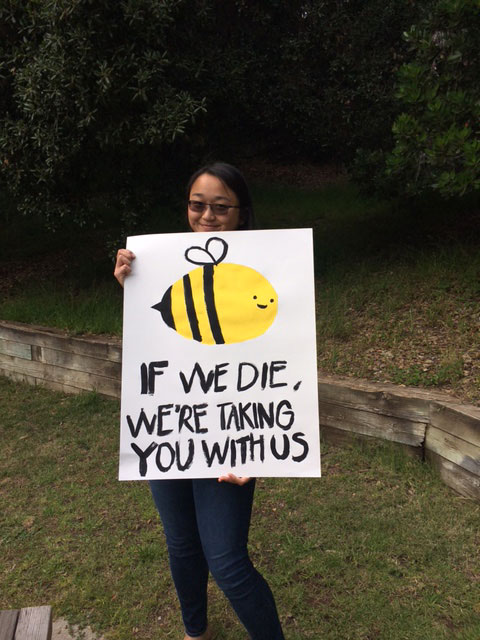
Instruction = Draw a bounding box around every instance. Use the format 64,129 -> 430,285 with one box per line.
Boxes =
213,363 -> 229,392
258,402 -> 275,428
178,405 -> 194,432
292,432 -> 309,462
155,442 -> 175,472
157,404 -> 174,436
250,434 -> 265,462
270,434 -> 290,460
127,408 -> 156,438
176,439 -> 195,471
225,404 -> 240,431
202,438 -> 230,467
261,362 -> 268,389
138,361 -> 168,395
237,362 -> 258,391
179,362 -> 214,393
236,435 -> 251,464
218,402 -> 233,430
238,402 -> 256,430
140,363 -> 148,394
230,438 -> 237,467
270,361 -> 288,388
276,400 -> 295,430
131,442 -> 157,476
193,404 -> 209,434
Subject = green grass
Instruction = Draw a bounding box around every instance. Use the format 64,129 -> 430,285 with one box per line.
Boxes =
1,376 -> 480,640
0,280 -> 123,335
315,241 -> 480,402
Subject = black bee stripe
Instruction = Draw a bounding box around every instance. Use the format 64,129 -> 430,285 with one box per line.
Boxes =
203,265 -> 225,345
183,274 -> 202,342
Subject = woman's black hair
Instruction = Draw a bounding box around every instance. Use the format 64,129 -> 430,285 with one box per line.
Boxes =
186,162 -> 255,230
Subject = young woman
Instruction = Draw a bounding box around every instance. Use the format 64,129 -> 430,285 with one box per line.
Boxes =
114,163 -> 285,640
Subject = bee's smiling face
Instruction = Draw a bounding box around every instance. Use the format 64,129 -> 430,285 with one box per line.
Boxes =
253,294 -> 275,310
212,264 -> 278,343
247,273 -> 277,317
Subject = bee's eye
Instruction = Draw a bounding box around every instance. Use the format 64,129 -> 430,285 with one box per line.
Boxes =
253,295 -> 257,299
270,299 -> 274,303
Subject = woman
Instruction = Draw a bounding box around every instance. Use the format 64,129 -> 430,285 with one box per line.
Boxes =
114,163 -> 285,640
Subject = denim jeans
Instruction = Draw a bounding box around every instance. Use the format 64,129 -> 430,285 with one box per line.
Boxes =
149,478 -> 285,639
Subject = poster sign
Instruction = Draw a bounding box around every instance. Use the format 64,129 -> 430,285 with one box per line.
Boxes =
119,229 -> 320,480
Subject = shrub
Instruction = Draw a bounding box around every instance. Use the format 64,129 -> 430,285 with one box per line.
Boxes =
0,0 -> 208,230
385,0 -> 480,197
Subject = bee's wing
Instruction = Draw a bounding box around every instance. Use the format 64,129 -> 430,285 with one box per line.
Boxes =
205,237 -> 228,264
185,237 -> 228,266
185,246 -> 212,265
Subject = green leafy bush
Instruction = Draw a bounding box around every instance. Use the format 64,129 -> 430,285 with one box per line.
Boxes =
386,0 -> 480,197
0,0 -> 208,230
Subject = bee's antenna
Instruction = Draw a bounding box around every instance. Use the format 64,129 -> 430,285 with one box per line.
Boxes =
185,237 -> 228,266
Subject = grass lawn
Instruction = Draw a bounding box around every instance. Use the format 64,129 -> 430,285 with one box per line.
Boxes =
1,376 -> 480,640
1,174 -> 480,403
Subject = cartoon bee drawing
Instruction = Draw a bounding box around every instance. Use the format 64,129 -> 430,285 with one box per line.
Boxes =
152,237 -> 278,345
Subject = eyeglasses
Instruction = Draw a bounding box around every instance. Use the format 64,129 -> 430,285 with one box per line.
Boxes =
188,200 -> 240,215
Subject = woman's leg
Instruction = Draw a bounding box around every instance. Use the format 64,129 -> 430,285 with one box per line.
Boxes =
149,479 -> 209,638
193,479 -> 285,640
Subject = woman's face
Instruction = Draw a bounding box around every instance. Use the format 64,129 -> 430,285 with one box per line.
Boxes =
188,173 -> 242,233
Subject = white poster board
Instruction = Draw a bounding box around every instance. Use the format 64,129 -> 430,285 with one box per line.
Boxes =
119,229 -> 320,480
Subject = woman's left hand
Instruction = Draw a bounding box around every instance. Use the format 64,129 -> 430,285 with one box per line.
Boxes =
218,473 -> 251,486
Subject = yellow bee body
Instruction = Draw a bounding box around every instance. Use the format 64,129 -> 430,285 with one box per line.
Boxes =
153,238 -> 277,345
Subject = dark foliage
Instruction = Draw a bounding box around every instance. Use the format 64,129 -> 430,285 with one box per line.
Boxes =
1,0 -> 457,233
386,0 -> 480,197
0,0 -> 210,231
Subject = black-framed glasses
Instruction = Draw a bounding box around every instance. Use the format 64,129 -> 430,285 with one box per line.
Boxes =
188,200 -> 240,215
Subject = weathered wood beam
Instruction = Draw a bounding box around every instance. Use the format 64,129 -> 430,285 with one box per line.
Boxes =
14,606 -> 52,640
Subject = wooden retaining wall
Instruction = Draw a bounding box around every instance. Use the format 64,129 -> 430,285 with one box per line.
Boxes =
1,320 -> 479,501
0,320 -> 121,398
318,375 -> 480,501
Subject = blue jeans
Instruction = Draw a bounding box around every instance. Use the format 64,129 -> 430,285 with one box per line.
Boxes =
149,478 -> 285,639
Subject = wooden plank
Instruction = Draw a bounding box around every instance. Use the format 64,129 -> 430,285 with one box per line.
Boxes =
0,354 -> 120,398
430,403 -> 480,444
0,369 -> 38,387
0,339 -> 32,360
0,321 -> 122,363
0,609 -> 19,640
35,378 -> 92,397
318,377 -> 433,423
15,606 -> 52,640
0,364 -> 120,399
426,450 -> 480,501
321,423 -> 376,447
321,424 -> 423,458
318,374 -> 453,403
33,346 -> 121,379
319,399 -> 426,447
0,370 -> 101,397
425,424 -> 480,477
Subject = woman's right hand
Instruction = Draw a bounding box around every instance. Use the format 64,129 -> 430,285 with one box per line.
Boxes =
114,249 -> 136,287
